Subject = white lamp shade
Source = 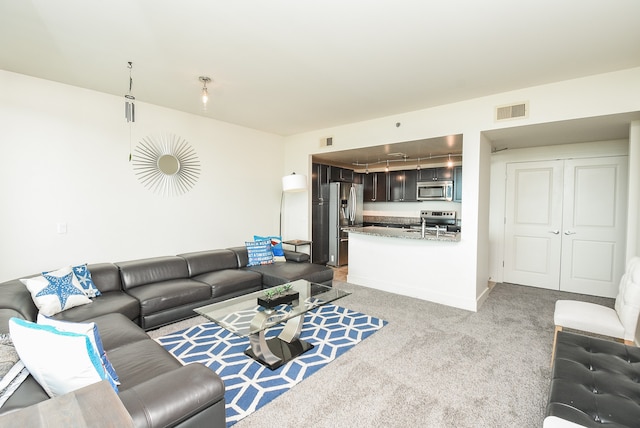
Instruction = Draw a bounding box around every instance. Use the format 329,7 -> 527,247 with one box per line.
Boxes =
282,173 -> 307,192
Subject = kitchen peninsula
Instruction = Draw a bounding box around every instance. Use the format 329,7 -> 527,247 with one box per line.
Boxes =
346,223 -> 476,311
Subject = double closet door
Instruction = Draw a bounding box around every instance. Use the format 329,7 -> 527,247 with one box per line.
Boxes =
503,156 -> 628,298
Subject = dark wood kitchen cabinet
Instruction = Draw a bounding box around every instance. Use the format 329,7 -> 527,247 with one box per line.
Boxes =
329,166 -> 354,182
417,167 -> 453,181
453,166 -> 462,202
363,171 -> 387,202
388,170 -> 417,201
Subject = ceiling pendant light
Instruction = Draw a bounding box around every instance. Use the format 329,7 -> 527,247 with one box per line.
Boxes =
447,154 -> 453,168
385,160 -> 389,172
124,62 -> 135,123
416,158 -> 421,171
199,76 -> 211,109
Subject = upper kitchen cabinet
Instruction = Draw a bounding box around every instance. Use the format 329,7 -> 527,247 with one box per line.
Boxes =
388,170 -> 417,202
312,163 -> 330,203
453,166 -> 462,202
329,166 -> 354,182
362,172 -> 387,202
418,167 -> 453,181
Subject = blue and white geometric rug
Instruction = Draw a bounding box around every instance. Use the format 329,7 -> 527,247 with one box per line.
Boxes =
156,303 -> 387,427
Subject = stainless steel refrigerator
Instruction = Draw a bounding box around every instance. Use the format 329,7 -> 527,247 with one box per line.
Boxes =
328,182 -> 363,267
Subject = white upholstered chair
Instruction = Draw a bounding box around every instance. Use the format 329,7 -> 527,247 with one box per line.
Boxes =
551,256 -> 640,363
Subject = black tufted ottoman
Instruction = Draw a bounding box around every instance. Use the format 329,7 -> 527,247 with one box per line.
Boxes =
545,331 -> 640,427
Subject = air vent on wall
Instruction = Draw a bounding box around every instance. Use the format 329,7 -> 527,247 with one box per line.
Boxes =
495,102 -> 529,121
320,136 -> 333,147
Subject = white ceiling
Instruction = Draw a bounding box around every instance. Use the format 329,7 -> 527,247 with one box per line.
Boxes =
2,0 -> 640,141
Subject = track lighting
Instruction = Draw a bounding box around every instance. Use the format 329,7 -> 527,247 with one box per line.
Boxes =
352,153 -> 461,172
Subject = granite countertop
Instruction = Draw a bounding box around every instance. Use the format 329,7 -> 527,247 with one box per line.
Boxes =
347,226 -> 461,242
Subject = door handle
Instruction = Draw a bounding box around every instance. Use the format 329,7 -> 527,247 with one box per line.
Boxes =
564,230 -> 576,235
548,230 -> 560,234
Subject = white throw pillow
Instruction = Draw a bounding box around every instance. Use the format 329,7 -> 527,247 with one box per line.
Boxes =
8,317 -> 110,397
20,266 -> 91,316
36,314 -> 119,390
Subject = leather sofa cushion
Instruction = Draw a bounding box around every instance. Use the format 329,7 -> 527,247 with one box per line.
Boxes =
193,269 -> 262,299
124,279 -> 211,316
91,313 -> 151,350
117,256 -> 190,290
0,280 -> 39,329
179,249 -> 239,276
51,291 -> 139,324
87,263 -> 123,293
246,262 -> 334,287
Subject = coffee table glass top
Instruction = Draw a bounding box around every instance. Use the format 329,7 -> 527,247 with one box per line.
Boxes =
194,279 -> 350,337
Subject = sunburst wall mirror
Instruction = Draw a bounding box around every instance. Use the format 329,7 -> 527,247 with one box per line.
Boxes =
132,133 -> 201,196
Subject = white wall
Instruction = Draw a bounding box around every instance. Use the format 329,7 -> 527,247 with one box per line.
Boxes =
0,71 -> 284,281
283,67 -> 640,308
628,121 -> 640,260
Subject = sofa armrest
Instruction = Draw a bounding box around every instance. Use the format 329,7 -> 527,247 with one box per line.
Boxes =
118,363 -> 225,428
283,250 -> 309,263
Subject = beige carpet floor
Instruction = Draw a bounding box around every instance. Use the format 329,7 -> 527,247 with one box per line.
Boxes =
148,280 -> 613,428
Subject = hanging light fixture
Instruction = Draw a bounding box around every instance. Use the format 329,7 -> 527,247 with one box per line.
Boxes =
385,160 -> 390,172
447,153 -> 454,168
124,62 -> 135,123
416,158 -> 421,171
199,76 -> 211,109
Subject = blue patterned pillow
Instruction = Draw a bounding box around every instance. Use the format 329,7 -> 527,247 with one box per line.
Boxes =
21,267 -> 92,316
254,235 -> 284,257
71,264 -> 101,298
246,240 -> 274,266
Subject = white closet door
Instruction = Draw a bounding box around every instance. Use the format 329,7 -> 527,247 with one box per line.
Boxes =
560,157 -> 628,297
504,160 -> 564,290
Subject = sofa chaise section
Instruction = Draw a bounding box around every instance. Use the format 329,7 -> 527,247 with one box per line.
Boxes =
116,256 -> 212,330
0,313 -> 226,427
228,246 -> 334,287
178,249 -> 263,300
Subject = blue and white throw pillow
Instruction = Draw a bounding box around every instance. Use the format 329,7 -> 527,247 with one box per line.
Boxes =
36,314 -> 119,391
254,235 -> 286,262
71,264 -> 101,298
8,318 -> 114,397
20,266 -> 92,316
246,240 -> 274,266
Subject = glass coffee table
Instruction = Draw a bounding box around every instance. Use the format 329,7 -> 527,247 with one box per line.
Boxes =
195,279 -> 350,370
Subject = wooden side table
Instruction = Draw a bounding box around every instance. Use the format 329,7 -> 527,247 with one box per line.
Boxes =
282,239 -> 312,262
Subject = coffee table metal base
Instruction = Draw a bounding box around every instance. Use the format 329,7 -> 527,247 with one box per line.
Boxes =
246,308 -> 313,370
245,338 -> 314,370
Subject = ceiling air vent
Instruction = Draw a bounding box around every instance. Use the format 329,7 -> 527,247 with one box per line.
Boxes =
495,102 -> 529,121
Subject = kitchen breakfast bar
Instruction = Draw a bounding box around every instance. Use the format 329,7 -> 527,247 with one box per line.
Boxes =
346,226 -> 478,311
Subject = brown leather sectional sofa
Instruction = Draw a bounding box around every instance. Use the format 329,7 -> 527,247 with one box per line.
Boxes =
0,246 -> 333,427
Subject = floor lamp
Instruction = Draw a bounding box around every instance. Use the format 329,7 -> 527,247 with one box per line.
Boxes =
280,172 -> 307,237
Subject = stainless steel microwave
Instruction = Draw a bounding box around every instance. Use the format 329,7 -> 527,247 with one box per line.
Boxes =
416,181 -> 453,201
